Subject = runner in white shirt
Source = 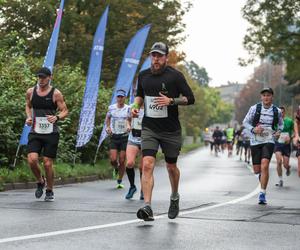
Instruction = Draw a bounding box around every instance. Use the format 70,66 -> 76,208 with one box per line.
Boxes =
105,89 -> 131,189
125,106 -> 144,200
243,87 -> 283,205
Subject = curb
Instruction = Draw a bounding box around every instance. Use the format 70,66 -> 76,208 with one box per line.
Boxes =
2,175 -> 103,192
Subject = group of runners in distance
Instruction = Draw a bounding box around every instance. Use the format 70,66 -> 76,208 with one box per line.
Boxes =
24,41 -> 300,222
207,125 -> 251,162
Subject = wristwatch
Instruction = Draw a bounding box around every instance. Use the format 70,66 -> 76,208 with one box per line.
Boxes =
169,98 -> 175,106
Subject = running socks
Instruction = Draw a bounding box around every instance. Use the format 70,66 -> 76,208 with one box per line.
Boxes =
171,192 -> 180,200
126,167 -> 135,187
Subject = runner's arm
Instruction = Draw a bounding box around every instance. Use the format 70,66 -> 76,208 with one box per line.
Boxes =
243,106 -> 255,133
25,88 -> 33,125
277,109 -> 284,131
294,118 -> 300,141
175,72 -> 195,105
55,90 -> 68,121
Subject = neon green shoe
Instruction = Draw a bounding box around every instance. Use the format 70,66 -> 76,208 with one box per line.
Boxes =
116,183 -> 124,189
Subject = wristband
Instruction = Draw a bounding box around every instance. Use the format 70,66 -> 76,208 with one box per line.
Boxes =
174,97 -> 188,105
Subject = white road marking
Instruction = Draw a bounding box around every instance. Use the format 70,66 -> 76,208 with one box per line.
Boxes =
0,183 -> 260,244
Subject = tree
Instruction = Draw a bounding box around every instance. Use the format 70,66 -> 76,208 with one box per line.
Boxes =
0,0 -> 192,86
184,60 -> 210,86
234,61 -> 293,123
241,0 -> 300,89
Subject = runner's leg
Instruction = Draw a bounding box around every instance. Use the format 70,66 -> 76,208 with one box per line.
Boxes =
43,157 -> 54,191
28,153 -> 44,183
142,156 -> 156,205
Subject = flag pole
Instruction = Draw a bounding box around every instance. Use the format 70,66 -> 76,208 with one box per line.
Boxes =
72,147 -> 77,168
11,144 -> 22,169
93,145 -> 101,166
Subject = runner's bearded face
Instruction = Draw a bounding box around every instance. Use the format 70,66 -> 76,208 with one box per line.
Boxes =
261,92 -> 273,107
150,52 -> 167,74
37,75 -> 51,89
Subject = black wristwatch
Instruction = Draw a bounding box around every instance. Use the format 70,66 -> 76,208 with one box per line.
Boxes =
169,98 -> 175,106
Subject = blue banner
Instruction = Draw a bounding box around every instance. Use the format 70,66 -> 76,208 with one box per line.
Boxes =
76,6 -> 109,148
129,56 -> 151,104
19,0 -> 65,146
43,0 -> 65,70
97,24 -> 151,147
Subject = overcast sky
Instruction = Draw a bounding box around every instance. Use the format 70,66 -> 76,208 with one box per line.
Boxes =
180,0 -> 259,87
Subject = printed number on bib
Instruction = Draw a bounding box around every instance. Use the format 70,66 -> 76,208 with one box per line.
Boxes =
132,117 -> 142,130
114,119 -> 127,134
255,127 -> 273,142
145,96 -> 167,118
34,117 -> 53,134
278,132 -> 290,144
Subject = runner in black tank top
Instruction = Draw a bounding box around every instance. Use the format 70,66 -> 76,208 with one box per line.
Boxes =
26,67 -> 68,202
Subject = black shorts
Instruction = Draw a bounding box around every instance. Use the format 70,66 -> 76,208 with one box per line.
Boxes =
141,127 -> 182,158
109,134 -> 128,152
237,141 -> 243,147
274,142 -> 291,157
27,133 -> 59,159
243,141 -> 250,149
214,139 -> 221,146
250,143 -> 275,165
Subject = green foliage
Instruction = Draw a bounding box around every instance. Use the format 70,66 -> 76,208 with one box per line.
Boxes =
0,33 -> 112,166
241,0 -> 300,86
0,160 -> 112,186
203,88 -> 234,126
0,0 -> 192,86
179,66 -> 233,138
184,60 -> 210,86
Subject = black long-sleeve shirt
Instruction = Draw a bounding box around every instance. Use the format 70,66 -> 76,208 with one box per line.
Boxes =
136,66 -> 195,132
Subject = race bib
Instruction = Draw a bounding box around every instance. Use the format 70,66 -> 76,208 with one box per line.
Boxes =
34,117 -> 53,134
278,132 -> 290,144
113,119 -> 127,134
132,117 -> 142,130
255,127 -> 273,142
145,96 -> 167,118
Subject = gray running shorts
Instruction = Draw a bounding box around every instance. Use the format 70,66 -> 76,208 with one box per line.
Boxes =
127,140 -> 141,150
141,127 -> 182,158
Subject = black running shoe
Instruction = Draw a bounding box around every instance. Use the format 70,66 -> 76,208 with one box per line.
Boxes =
35,178 -> 45,199
168,197 -> 179,219
286,166 -> 291,176
44,190 -> 54,202
137,205 -> 154,221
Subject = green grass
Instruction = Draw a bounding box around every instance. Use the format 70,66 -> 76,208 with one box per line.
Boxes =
0,143 -> 202,190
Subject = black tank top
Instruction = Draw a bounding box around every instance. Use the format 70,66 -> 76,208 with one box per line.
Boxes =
31,86 -> 58,134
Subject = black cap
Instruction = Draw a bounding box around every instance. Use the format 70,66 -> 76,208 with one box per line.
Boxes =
260,87 -> 273,95
150,42 -> 169,55
37,67 -> 52,77
116,89 -> 126,97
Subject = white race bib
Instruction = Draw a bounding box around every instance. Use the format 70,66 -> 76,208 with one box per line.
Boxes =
113,119 -> 127,134
34,117 -> 53,134
278,132 -> 290,144
255,127 -> 273,142
145,96 -> 167,118
132,117 -> 142,130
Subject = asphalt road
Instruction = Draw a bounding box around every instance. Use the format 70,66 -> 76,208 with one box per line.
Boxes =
0,147 -> 299,250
